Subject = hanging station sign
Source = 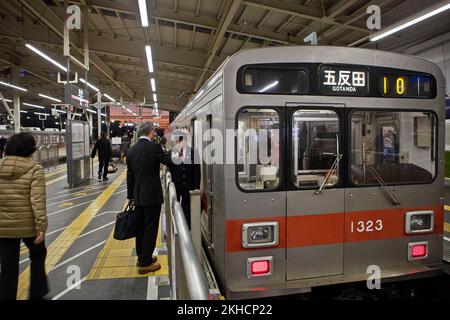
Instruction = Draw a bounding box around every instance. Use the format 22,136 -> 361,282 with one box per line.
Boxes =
64,83 -> 89,107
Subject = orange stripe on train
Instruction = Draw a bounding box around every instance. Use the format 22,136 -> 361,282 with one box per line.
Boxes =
225,205 -> 443,253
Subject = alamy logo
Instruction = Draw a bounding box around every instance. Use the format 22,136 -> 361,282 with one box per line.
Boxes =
66,265 -> 82,290
366,265 -> 381,290
67,5 -> 81,30
366,5 -> 381,30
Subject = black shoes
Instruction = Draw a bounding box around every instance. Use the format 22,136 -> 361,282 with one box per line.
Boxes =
136,256 -> 158,267
103,177 -> 109,181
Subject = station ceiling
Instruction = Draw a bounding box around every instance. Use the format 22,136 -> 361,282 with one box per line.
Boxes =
0,0 -> 448,113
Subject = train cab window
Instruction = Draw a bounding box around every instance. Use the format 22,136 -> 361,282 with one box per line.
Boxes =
239,66 -> 309,94
237,108 -> 280,191
350,111 -> 436,185
291,109 -> 340,189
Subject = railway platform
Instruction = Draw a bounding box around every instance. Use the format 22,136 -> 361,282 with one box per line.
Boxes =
16,163 -> 172,300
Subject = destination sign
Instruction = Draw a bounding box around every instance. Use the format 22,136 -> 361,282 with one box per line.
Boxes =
319,65 -> 369,96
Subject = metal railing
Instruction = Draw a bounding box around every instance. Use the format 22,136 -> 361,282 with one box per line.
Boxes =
32,143 -> 60,170
164,170 -> 210,300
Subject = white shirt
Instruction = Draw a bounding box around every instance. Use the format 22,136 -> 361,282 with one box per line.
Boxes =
139,136 -> 152,142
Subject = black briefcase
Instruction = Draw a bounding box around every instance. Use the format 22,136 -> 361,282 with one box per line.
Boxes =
113,202 -> 137,240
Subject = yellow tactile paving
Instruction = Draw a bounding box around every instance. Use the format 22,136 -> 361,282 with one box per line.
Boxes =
87,212 -> 167,280
445,222 -> 450,233
445,205 -> 450,212
16,170 -> 127,300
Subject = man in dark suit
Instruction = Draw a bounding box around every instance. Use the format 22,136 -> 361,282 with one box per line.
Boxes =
0,136 -> 7,158
126,122 -> 173,274
169,136 -> 201,229
91,131 -> 112,181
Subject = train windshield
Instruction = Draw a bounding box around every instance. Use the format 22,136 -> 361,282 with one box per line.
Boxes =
292,109 -> 340,189
237,108 -> 280,190
350,110 -> 436,185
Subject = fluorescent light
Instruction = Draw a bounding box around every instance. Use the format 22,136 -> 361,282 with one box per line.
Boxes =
54,109 -> 66,114
151,78 -> 156,92
20,111 -> 28,114
80,78 -> 100,92
86,108 -> 97,114
26,43 -> 67,72
23,102 -> 45,109
138,0 -> 149,27
370,2 -> 450,42
34,112 -> 48,116
1,98 -> 13,103
153,93 -> 157,102
145,45 -> 154,73
39,93 -> 61,103
103,93 -> 115,102
0,81 -> 28,92
260,81 -> 279,93
101,113 -> 106,117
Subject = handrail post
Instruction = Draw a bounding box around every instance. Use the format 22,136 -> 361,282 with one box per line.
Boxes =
190,190 -> 202,260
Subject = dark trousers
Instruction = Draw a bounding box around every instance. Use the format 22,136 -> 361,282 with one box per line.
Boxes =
0,238 -> 48,300
177,191 -> 191,230
135,205 -> 161,266
98,160 -> 109,179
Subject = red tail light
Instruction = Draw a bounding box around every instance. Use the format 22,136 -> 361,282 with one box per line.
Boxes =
408,241 -> 428,261
251,260 -> 270,275
412,244 -> 427,257
247,257 -> 273,277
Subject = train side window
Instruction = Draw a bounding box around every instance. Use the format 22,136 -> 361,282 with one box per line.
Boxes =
350,110 -> 436,185
237,108 -> 280,191
291,109 -> 340,189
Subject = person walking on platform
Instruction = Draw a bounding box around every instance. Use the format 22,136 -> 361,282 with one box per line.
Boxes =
126,122 -> 173,274
0,136 -> 7,158
91,131 -> 112,181
0,133 -> 48,300
169,136 -> 201,230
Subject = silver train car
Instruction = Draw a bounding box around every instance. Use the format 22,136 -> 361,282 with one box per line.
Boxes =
167,46 -> 446,299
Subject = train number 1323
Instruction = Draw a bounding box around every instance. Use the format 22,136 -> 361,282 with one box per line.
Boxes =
350,219 -> 383,233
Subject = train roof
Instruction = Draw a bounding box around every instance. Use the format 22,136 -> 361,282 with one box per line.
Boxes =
172,46 -> 445,126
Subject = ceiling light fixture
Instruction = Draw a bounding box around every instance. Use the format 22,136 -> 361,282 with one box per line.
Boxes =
26,43 -> 68,72
138,0 -> 149,27
39,93 -> 62,103
0,81 -> 28,92
145,45 -> 154,73
370,1 -> 450,41
80,78 -> 100,92
23,102 -> 45,109
103,93 -> 115,102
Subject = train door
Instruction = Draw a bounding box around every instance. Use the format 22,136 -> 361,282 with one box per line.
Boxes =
286,105 -> 345,280
204,114 -> 214,247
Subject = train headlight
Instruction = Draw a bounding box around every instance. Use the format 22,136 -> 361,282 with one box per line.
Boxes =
242,222 -> 279,248
405,210 -> 434,234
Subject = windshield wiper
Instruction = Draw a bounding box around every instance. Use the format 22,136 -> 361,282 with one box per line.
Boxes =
315,153 -> 342,195
361,142 -> 400,206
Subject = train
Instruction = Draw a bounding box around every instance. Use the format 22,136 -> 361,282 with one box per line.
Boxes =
166,46 -> 446,299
